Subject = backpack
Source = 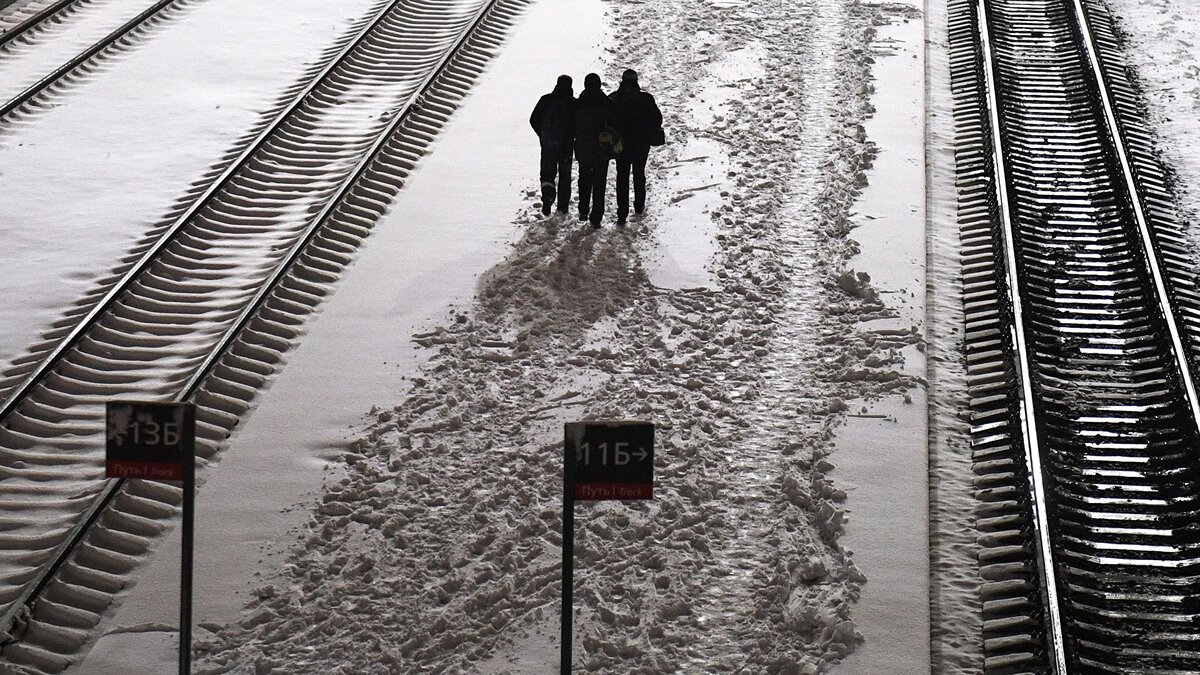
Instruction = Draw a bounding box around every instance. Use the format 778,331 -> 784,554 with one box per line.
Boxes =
598,124 -> 624,158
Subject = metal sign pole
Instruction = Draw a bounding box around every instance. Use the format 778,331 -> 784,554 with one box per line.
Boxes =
179,432 -> 194,675
561,420 -> 654,673
561,429 -> 576,675
103,401 -> 196,674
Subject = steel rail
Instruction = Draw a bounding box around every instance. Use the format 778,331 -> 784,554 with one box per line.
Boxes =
0,0 -> 503,646
0,0 -> 400,426
0,0 -> 175,118
977,1 -> 1068,672
1070,0 -> 1200,431
0,0 -> 74,49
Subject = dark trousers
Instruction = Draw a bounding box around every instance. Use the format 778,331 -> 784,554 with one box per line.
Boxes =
615,145 -> 650,220
577,159 -> 609,226
540,145 -> 572,213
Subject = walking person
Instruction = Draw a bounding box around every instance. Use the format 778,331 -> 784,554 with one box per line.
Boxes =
609,69 -> 663,226
529,74 -> 575,216
573,73 -> 616,229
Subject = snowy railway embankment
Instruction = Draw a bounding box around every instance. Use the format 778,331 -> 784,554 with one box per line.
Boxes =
1,0 -> 539,670
190,0 -> 929,672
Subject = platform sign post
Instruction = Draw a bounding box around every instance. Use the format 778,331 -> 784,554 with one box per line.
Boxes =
561,420 -> 654,674
106,401 -> 195,675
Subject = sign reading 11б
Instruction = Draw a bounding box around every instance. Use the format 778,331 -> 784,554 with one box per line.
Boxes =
564,420 -> 654,500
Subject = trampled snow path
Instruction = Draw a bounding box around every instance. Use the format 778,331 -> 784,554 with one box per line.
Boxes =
668,0 -> 860,668
192,0 -> 924,672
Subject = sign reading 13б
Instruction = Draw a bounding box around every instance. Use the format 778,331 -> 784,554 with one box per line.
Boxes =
105,401 -> 195,481
565,421 -> 654,500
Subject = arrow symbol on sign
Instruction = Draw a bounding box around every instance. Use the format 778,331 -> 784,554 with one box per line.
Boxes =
633,448 -> 647,461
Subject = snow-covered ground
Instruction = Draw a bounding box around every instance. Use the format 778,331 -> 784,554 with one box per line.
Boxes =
831,4 -> 930,672
3,0 -> 940,671
923,0 -> 983,670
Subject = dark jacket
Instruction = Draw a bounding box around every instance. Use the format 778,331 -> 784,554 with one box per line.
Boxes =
609,81 -> 662,150
573,86 -> 615,164
530,81 -> 575,149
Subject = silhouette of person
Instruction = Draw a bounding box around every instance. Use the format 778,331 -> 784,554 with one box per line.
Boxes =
573,73 -> 615,229
609,69 -> 663,226
529,74 -> 575,216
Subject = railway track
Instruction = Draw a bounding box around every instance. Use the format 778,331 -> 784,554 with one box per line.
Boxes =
0,0 -> 71,39
0,0 -> 181,119
0,0 -> 528,670
0,0 -> 71,36
952,0 -> 1200,671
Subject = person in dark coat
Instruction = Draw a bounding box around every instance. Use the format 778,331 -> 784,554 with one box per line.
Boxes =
573,73 -> 615,229
529,74 -> 575,216
609,69 -> 663,225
